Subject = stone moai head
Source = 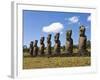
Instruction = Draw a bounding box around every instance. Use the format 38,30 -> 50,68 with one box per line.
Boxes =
30,41 -> 33,47
56,33 -> 60,39
48,34 -> 51,39
54,33 -> 60,43
34,40 -> 38,47
40,37 -> 45,44
79,25 -> 86,37
47,34 -> 51,43
66,30 -> 72,40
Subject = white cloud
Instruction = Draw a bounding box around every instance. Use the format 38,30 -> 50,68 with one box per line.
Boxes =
87,16 -> 91,21
42,22 -> 64,33
68,16 -> 79,24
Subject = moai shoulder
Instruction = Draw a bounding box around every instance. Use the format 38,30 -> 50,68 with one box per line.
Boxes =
66,30 -> 72,40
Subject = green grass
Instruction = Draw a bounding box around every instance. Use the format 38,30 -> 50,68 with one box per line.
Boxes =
23,53 -> 90,69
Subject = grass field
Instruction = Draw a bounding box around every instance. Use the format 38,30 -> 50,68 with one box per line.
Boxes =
23,53 -> 91,69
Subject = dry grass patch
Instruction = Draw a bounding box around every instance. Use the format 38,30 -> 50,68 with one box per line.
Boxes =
23,55 -> 90,69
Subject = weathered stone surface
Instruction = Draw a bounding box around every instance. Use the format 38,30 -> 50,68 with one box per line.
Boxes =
33,40 -> 38,56
66,30 -> 73,55
78,25 -> 87,55
29,41 -> 33,56
46,34 -> 52,55
54,33 -> 61,55
40,37 -> 45,55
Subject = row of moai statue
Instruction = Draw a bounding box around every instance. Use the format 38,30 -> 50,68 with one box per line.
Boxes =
29,25 -> 88,56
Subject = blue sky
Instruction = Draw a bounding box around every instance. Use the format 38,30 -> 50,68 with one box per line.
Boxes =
23,10 -> 91,47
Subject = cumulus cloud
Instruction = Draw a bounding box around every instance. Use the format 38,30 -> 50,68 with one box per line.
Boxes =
42,22 -> 64,33
87,16 -> 91,21
68,16 -> 79,24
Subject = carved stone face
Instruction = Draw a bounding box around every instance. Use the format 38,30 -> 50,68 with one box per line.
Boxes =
30,41 -> 33,47
79,25 -> 85,36
40,37 -> 45,44
48,34 -> 51,38
66,30 -> 72,39
47,34 -> 51,43
54,33 -> 60,40
56,33 -> 60,39
48,34 -> 51,40
34,40 -> 38,46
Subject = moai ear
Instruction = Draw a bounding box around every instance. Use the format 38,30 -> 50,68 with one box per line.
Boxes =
81,25 -> 86,33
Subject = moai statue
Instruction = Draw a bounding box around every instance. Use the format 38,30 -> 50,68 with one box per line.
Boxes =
29,41 -> 33,56
78,25 -> 87,55
46,34 -> 52,55
54,33 -> 61,55
66,30 -> 73,55
40,37 -> 45,55
33,40 -> 38,56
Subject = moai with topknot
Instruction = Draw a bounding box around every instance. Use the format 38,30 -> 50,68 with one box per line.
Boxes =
78,25 -> 87,55
46,34 -> 52,55
29,41 -> 34,56
33,40 -> 38,56
66,30 -> 73,55
40,37 -> 45,55
54,33 -> 61,55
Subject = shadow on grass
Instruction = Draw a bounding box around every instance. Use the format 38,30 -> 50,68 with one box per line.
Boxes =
24,52 -> 91,58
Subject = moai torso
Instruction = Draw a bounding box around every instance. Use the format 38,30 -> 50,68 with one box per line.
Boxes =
79,37 -> 87,50
78,25 -> 87,55
66,30 -> 73,54
40,37 -> 45,55
54,33 -> 61,55
29,41 -> 33,56
47,34 -> 52,55
33,40 -> 38,56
